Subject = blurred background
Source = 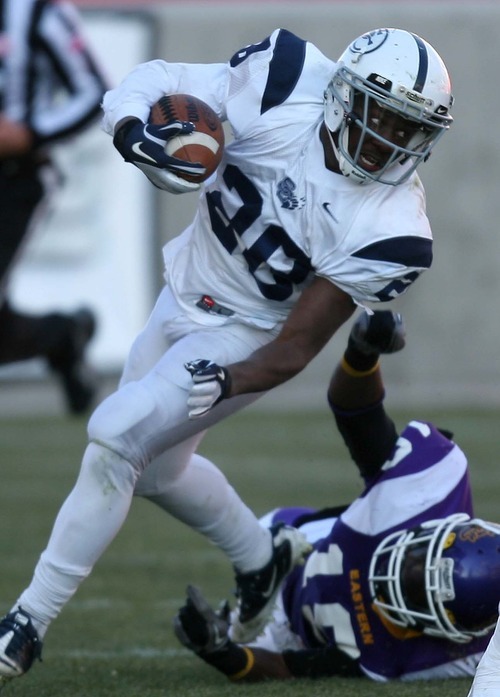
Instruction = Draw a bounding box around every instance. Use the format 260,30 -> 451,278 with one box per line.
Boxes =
2,0 -> 498,416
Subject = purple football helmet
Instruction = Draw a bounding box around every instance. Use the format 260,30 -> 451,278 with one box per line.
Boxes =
368,513 -> 500,643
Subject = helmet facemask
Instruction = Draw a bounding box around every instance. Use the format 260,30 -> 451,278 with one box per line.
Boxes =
324,28 -> 454,185
368,513 -> 500,643
324,66 -> 451,185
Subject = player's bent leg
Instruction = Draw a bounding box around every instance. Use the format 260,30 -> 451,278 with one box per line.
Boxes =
0,377 -> 192,687
97,316 -> 308,644
146,453 -> 312,644
138,451 -> 273,571
133,425 -> 312,643
0,441 -> 135,688
14,443 -> 136,635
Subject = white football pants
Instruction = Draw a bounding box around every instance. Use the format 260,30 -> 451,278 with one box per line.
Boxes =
17,286 -> 279,635
467,608 -> 500,696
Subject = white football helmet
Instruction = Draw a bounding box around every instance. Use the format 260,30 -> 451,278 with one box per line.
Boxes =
324,28 -> 454,185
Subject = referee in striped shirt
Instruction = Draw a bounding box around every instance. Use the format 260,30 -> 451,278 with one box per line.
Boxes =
0,0 -> 108,413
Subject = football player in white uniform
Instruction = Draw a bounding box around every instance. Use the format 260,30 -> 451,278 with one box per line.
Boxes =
174,312 -> 499,684
469,628 -> 500,696
0,28 -> 454,690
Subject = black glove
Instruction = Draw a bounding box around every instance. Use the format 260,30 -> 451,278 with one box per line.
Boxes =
174,586 -> 255,680
174,585 -> 231,655
348,310 -> 406,355
184,359 -> 231,418
113,118 -> 206,193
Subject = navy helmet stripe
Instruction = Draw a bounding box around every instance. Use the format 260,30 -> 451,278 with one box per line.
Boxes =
261,30 -> 306,114
410,33 -> 429,93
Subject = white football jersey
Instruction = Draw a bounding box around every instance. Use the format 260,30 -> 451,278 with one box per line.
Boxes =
103,29 -> 433,330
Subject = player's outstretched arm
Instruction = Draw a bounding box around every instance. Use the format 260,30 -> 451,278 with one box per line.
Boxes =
231,277 -> 355,393
327,310 -> 405,480
174,585 -> 292,681
185,277 -> 356,418
173,585 -> 362,681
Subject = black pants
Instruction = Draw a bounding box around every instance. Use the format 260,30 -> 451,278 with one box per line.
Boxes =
0,156 -> 45,284
0,156 -> 65,364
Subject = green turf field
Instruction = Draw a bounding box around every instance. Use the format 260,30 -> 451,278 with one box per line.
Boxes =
0,405 -> 497,696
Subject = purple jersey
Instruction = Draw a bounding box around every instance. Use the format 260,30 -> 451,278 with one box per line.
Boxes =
270,421 -> 489,680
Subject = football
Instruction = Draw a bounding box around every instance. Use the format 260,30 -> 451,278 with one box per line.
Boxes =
149,93 -> 225,182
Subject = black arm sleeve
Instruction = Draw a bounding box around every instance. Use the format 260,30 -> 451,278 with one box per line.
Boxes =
282,646 -> 363,678
329,398 -> 398,480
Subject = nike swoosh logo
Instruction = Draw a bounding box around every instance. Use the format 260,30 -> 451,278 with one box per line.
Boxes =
260,565 -> 278,599
322,202 -> 338,222
212,625 -> 228,649
0,630 -> 17,668
131,142 -> 158,164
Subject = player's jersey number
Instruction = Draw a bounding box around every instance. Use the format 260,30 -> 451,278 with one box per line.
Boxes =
207,163 -> 420,304
302,544 -> 361,658
206,164 -> 312,301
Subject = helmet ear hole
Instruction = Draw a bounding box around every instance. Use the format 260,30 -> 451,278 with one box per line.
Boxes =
323,77 -> 347,133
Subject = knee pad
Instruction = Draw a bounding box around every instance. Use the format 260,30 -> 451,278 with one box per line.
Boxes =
87,376 -> 200,473
87,381 -> 163,472
81,441 -> 137,493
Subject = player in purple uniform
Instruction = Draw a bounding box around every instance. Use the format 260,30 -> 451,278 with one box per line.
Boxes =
174,310 -> 500,683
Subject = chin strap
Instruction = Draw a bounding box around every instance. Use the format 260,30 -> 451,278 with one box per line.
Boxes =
324,122 -> 368,185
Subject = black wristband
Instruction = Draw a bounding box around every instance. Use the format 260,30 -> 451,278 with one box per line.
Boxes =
198,641 -> 252,679
282,646 -> 362,678
343,344 -> 379,373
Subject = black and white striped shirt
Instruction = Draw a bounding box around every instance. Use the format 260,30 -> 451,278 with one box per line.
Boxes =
0,0 -> 107,149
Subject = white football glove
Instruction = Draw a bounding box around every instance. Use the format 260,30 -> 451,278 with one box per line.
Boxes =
184,359 -> 231,419
113,118 -> 205,194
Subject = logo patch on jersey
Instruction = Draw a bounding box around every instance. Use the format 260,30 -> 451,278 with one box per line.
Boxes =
276,177 -> 305,210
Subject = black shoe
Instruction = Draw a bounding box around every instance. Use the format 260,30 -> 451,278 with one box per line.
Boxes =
0,608 -> 42,689
349,310 -> 406,355
231,524 -> 312,643
47,308 -> 97,414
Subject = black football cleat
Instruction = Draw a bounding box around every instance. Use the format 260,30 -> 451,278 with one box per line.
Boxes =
231,524 -> 312,643
0,608 -> 42,690
47,308 -> 97,415
348,310 -> 406,356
